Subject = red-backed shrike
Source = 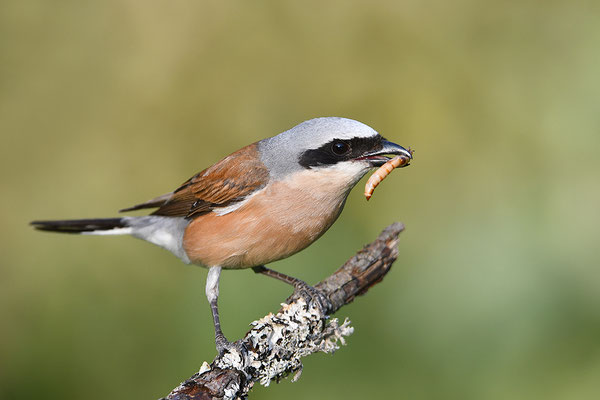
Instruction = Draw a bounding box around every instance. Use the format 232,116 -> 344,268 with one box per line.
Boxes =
32,117 -> 412,353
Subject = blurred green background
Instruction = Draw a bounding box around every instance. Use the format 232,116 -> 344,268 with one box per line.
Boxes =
2,1 -> 599,399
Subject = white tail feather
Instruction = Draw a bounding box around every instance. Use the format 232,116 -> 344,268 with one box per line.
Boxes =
84,216 -> 190,263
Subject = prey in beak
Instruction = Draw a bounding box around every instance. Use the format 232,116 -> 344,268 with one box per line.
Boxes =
358,140 -> 414,200
357,140 -> 414,167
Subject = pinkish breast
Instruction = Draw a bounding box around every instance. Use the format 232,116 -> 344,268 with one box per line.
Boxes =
183,168 -> 355,269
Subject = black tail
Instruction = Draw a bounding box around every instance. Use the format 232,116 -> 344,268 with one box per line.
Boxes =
30,218 -> 126,234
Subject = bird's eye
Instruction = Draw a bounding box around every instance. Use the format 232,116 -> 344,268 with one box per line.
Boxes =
331,141 -> 350,155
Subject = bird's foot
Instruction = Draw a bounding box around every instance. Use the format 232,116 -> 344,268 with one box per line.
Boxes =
289,280 -> 332,315
215,333 -> 247,360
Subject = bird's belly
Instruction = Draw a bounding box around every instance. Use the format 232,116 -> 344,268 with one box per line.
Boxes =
182,178 -> 348,269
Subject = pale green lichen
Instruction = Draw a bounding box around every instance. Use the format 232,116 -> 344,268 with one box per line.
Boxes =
214,297 -> 353,389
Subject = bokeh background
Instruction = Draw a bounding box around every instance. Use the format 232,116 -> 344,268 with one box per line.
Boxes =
2,1 -> 599,399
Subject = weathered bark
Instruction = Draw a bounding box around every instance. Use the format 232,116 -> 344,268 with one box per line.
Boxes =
162,222 -> 404,400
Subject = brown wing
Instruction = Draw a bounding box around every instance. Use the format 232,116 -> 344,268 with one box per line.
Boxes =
147,143 -> 269,219
119,192 -> 173,213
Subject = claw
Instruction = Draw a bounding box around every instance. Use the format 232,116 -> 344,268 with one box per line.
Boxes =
215,333 -> 232,356
290,281 -> 332,315
215,334 -> 247,360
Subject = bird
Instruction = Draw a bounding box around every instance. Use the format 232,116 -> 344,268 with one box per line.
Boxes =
31,117 -> 413,354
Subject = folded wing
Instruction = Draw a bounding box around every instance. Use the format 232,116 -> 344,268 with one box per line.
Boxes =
120,143 -> 270,220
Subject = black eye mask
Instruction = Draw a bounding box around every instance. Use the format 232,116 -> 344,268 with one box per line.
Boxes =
298,136 -> 385,169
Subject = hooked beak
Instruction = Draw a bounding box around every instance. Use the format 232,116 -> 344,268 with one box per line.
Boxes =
359,140 -> 413,167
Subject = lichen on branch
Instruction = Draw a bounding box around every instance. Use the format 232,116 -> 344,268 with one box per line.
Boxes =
162,222 -> 404,400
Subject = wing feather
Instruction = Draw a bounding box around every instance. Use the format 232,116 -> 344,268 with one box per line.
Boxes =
119,193 -> 173,213
139,143 -> 269,219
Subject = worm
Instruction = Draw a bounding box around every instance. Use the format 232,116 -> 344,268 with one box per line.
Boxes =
364,155 -> 410,200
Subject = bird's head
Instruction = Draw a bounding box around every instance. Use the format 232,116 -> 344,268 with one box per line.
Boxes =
258,117 -> 412,187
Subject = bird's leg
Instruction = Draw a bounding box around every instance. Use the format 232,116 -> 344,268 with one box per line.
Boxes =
205,266 -> 238,355
252,265 -> 332,314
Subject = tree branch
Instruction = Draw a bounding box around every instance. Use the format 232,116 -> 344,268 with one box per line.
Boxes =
161,222 -> 405,400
